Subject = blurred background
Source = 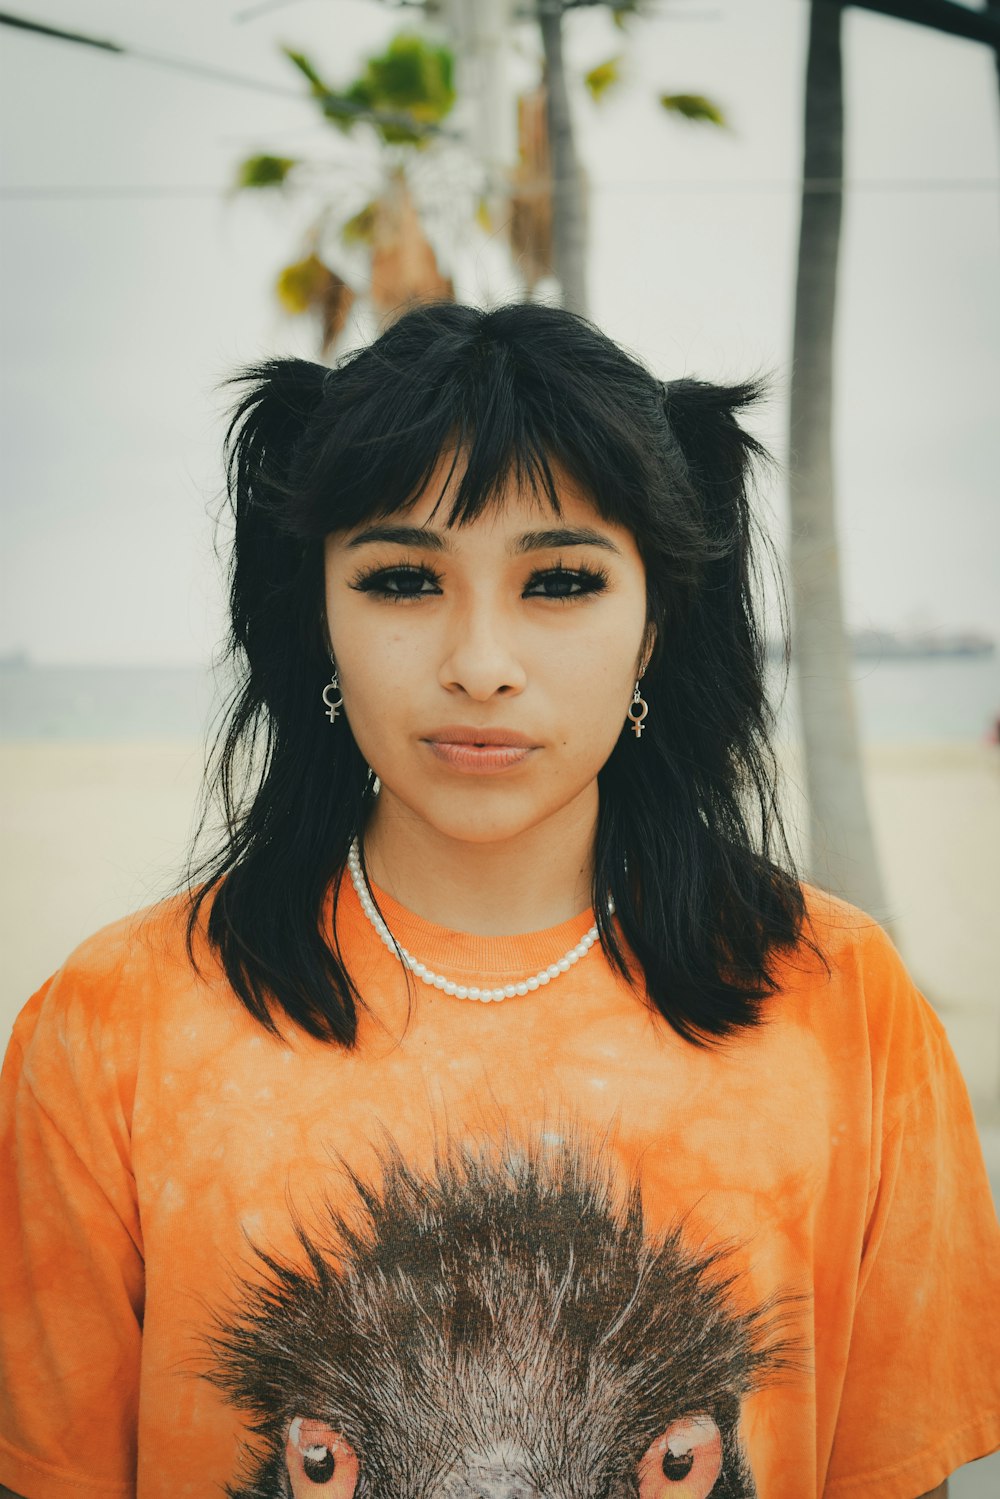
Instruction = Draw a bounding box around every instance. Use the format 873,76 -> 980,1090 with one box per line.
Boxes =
1,1 -> 998,1478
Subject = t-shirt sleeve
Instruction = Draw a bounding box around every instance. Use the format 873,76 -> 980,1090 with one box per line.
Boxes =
823,923 -> 1000,1496
0,958 -> 145,1499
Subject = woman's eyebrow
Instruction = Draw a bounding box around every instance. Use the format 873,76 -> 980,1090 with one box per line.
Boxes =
344,523 -> 622,556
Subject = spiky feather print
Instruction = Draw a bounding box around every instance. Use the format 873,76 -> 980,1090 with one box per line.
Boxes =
202,1128 -> 812,1498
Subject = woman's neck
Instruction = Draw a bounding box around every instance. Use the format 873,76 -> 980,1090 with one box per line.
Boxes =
359,786 -> 598,936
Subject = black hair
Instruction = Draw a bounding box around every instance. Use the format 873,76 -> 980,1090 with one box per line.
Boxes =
183,300 -> 823,1051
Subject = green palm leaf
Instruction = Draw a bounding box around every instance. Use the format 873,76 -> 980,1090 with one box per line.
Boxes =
658,93 -> 727,127
235,154 -> 298,190
584,55 -> 623,103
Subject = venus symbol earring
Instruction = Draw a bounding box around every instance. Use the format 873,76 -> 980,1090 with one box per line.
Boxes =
627,681 -> 649,739
322,659 -> 344,723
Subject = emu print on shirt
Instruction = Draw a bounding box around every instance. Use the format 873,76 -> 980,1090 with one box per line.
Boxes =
202,1129 -> 812,1499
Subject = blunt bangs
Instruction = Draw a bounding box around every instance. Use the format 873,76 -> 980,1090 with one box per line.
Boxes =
285,304 -> 681,564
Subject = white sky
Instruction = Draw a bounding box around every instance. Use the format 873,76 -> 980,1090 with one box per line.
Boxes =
1,0 -> 998,665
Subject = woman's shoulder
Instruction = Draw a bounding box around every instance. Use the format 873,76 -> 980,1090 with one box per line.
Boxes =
790,881 -> 953,1113
51,887 -> 205,992
8,888 -> 216,1066
1,891 -> 225,1205
795,878 -> 901,973
775,877 -> 937,1037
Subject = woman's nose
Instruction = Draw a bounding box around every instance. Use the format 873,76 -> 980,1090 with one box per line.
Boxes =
437,606 -> 528,700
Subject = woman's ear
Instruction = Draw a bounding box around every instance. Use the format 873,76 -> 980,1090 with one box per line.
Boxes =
640,623 -> 658,678
318,602 -> 333,660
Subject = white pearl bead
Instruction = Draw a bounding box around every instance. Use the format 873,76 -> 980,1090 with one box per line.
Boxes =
347,836 -> 608,1003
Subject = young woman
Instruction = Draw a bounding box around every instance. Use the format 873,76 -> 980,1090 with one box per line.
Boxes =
0,302 -> 996,1499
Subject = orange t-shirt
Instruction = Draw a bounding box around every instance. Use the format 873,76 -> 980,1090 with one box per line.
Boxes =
1,873 -> 998,1499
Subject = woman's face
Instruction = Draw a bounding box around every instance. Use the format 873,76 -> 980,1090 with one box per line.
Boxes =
323,449 -> 653,847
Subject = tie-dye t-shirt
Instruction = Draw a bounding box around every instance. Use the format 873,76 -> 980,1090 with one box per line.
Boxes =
1,873 -> 999,1499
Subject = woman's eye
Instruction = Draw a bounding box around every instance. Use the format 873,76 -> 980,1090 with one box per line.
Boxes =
524,563 -> 611,599
354,567 -> 442,600
355,563 -> 614,602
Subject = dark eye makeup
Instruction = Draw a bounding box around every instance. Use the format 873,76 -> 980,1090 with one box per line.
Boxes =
347,558 -> 610,604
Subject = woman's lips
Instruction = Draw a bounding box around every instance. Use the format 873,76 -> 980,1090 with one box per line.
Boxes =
424,741 -> 536,774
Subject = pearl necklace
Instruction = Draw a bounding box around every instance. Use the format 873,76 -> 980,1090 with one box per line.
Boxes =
347,838 -> 611,1003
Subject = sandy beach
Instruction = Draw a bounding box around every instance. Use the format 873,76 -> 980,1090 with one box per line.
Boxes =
3,738 -> 999,1113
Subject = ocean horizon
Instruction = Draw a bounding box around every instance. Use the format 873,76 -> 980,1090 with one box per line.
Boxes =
1,655 -> 998,745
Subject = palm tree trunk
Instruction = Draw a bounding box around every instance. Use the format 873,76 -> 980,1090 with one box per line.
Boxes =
988,0 -> 1000,117
788,0 -> 891,923
537,0 -> 589,315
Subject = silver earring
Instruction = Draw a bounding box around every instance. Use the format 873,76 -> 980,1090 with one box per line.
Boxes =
627,681 -> 648,739
322,658 -> 344,723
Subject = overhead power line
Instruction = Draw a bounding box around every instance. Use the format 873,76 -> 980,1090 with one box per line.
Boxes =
544,0 -> 1000,45
0,185 -> 225,200
849,0 -> 1000,48
2,177 -> 998,202
0,10 -> 449,138
0,10 -> 292,91
0,10 -> 121,53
